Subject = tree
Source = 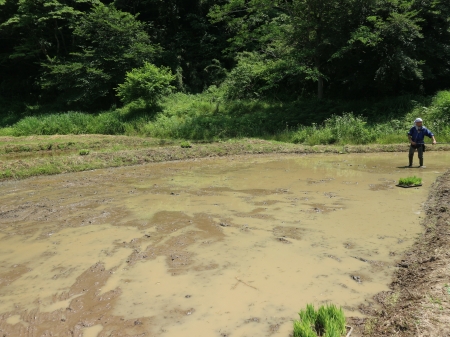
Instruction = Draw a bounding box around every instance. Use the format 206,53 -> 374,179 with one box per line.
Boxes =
113,0 -> 232,93
355,0 -> 424,94
0,0 -> 90,100
116,62 -> 175,104
41,3 -> 161,107
414,0 -> 450,93
210,0 -> 362,99
288,0 -> 361,99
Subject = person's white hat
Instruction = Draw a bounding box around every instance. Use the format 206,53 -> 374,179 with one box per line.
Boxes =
415,118 -> 423,123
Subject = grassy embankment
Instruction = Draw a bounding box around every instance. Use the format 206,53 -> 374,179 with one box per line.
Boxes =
1,135 -> 450,181
1,91 -> 450,180
1,91 -> 450,144
360,169 -> 450,336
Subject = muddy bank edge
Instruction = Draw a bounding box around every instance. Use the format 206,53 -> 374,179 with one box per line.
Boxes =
1,138 -> 450,180
354,169 -> 450,336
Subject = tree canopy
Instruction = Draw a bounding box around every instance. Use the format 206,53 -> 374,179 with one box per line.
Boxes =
1,0 -> 450,110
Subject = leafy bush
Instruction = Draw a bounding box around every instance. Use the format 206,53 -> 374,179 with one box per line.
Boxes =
325,113 -> 376,144
79,149 -> 90,155
116,62 -> 175,104
294,304 -> 346,337
292,113 -> 375,145
221,52 -> 306,100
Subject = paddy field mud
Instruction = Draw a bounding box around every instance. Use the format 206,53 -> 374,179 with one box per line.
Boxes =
0,152 -> 449,336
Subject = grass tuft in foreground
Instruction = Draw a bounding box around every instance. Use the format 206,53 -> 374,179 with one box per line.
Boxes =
294,304 -> 346,337
398,176 -> 422,186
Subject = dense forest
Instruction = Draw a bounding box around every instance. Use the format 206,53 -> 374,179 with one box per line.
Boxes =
1,0 -> 450,142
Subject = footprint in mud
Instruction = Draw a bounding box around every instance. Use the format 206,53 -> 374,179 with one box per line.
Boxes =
307,203 -> 342,213
328,254 -> 341,262
351,275 -> 362,283
276,237 -> 291,244
343,242 -> 356,249
306,178 -> 334,184
369,183 -> 394,191
350,273 -> 372,284
273,226 -> 303,240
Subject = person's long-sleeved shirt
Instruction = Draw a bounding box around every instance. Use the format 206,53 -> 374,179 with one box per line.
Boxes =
407,126 -> 434,144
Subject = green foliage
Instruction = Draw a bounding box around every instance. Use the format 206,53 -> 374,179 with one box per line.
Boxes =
11,111 -> 125,136
40,3 -> 161,107
398,176 -> 422,186
1,0 -> 87,60
221,52 -> 307,100
3,91 -> 450,144
180,141 -> 192,148
294,304 -> 346,337
444,284 -> 450,295
292,113 -> 375,145
350,0 -> 425,92
299,304 -> 317,325
2,0 -> 450,109
323,320 -> 342,337
293,319 -> 316,337
79,149 -> 90,155
116,63 -> 175,104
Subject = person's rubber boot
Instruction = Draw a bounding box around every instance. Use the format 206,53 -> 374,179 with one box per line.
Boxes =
419,158 -> 424,168
408,155 -> 413,167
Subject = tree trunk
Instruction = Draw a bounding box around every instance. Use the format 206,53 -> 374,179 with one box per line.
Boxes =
315,57 -> 324,99
318,75 -> 324,99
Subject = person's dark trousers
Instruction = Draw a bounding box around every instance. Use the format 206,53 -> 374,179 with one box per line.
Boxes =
409,145 -> 424,166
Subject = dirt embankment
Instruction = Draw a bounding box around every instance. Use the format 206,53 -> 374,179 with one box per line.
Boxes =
1,135 -> 450,180
353,170 -> 450,336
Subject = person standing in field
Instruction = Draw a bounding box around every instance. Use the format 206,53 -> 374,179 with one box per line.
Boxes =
407,118 -> 437,168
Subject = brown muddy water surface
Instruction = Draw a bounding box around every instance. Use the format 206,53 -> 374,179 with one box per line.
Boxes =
1,152 -> 449,337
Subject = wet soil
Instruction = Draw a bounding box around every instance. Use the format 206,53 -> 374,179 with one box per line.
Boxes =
357,169 -> 450,337
0,152 -> 449,336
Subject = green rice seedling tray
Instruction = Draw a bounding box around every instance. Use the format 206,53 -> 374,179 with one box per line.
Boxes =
396,184 -> 422,188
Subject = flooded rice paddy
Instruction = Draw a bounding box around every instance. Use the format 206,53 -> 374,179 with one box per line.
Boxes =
0,152 -> 449,337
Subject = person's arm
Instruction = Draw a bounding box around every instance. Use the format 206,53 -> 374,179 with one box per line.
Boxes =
427,129 -> 437,145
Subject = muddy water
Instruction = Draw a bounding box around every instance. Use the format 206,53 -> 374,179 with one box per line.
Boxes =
0,152 -> 449,336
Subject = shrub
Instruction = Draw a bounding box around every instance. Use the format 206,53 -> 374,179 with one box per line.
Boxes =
325,113 -> 376,144
79,149 -> 90,155
116,62 -> 175,104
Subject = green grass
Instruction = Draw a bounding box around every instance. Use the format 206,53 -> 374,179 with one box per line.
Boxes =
79,149 -> 90,155
294,304 -> 346,337
444,284 -> 450,295
2,91 -> 450,145
398,176 -> 422,186
180,141 -> 192,148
